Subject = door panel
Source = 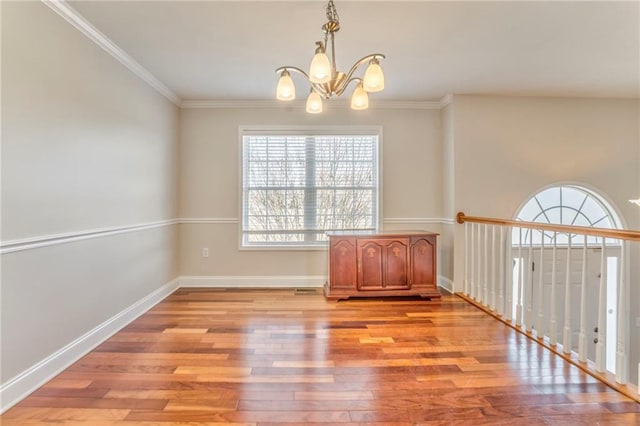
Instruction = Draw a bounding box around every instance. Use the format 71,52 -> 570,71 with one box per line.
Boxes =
523,246 -> 619,364
358,240 -> 384,289
329,238 -> 356,289
411,237 -> 435,285
384,240 -> 409,288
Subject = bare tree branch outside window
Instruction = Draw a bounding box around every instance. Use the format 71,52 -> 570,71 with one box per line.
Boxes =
242,134 -> 379,246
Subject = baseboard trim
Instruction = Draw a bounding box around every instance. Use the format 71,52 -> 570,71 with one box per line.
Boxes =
0,278 -> 179,414
179,275 -> 326,288
438,275 -> 454,293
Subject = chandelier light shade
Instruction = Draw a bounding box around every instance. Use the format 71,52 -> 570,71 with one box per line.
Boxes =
363,58 -> 385,93
275,0 -> 385,113
276,70 -> 296,101
306,90 -> 324,113
350,83 -> 368,110
309,44 -> 332,84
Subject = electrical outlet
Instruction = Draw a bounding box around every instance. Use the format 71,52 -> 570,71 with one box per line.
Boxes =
202,248 -> 209,258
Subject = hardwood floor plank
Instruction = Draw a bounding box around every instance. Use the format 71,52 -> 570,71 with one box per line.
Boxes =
124,409 -> 352,423
105,390 -> 225,400
163,399 -> 238,411
294,391 -> 374,401
2,289 -> 637,425
173,366 -> 252,376
1,407 -> 131,422
16,397 -> 168,410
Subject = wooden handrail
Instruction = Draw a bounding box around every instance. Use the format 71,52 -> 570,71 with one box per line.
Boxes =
456,212 -> 640,242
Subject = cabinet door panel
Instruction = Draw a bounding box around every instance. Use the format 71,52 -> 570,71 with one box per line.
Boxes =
411,236 -> 435,285
384,240 -> 409,288
330,238 -> 356,289
358,240 -> 384,289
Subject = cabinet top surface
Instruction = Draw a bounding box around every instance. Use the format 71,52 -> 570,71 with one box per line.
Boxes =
327,230 -> 439,238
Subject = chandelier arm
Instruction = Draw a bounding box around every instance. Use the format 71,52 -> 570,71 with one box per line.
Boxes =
310,82 -> 330,98
334,77 -> 362,96
275,66 -> 310,79
343,53 -> 386,84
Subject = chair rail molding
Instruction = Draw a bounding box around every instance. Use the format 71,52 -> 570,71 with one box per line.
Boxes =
0,219 -> 179,255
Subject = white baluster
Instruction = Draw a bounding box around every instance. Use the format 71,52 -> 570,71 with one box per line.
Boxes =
562,234 -> 572,354
497,226 -> 505,317
516,227 -> 523,327
464,221 -> 469,295
549,231 -> 557,346
578,236 -> 588,363
536,229 -> 545,339
525,228 -> 533,332
484,224 -> 489,305
615,240 -> 627,384
595,237 -> 607,373
477,223 -> 482,302
491,225 -> 496,311
470,223 -> 475,299
505,228 -> 513,322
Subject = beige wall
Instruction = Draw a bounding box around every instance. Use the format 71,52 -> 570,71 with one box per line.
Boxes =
448,94 -> 640,386
1,1 -> 179,384
178,106 -> 447,280
440,103 -> 455,287
454,96 -> 639,221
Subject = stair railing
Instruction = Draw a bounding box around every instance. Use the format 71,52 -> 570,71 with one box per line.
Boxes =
457,211 -> 640,399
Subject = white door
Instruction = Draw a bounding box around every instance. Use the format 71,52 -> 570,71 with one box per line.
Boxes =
513,245 -> 619,371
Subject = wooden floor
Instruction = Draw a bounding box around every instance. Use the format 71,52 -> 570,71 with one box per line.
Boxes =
2,288 -> 639,425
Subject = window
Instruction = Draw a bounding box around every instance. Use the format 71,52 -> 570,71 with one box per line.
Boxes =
241,128 -> 380,247
514,184 -> 621,245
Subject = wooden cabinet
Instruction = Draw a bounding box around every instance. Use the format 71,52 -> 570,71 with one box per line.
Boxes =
325,232 -> 440,301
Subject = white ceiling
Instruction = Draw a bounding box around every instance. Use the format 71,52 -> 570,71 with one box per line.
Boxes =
67,0 -> 640,102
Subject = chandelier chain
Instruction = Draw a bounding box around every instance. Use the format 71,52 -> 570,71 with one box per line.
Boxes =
326,0 -> 339,25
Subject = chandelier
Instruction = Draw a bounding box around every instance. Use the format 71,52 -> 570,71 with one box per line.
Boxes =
275,0 -> 385,113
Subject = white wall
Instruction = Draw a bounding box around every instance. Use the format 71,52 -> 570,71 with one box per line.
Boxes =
0,0 -> 179,401
178,106 -> 449,282
449,94 -> 640,385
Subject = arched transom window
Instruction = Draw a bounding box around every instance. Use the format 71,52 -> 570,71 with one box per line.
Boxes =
515,185 -> 621,245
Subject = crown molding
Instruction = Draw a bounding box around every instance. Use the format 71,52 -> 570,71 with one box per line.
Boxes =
181,99 -> 442,110
181,100 -> 296,109
440,94 -> 454,108
42,0 -> 181,106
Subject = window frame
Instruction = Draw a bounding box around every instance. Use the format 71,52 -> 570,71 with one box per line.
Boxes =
238,125 -> 383,250
513,184 -> 623,247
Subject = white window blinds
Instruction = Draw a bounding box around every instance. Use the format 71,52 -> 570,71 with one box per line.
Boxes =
242,132 -> 379,247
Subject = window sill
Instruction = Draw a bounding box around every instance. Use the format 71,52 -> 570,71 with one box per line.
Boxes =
239,244 -> 329,252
